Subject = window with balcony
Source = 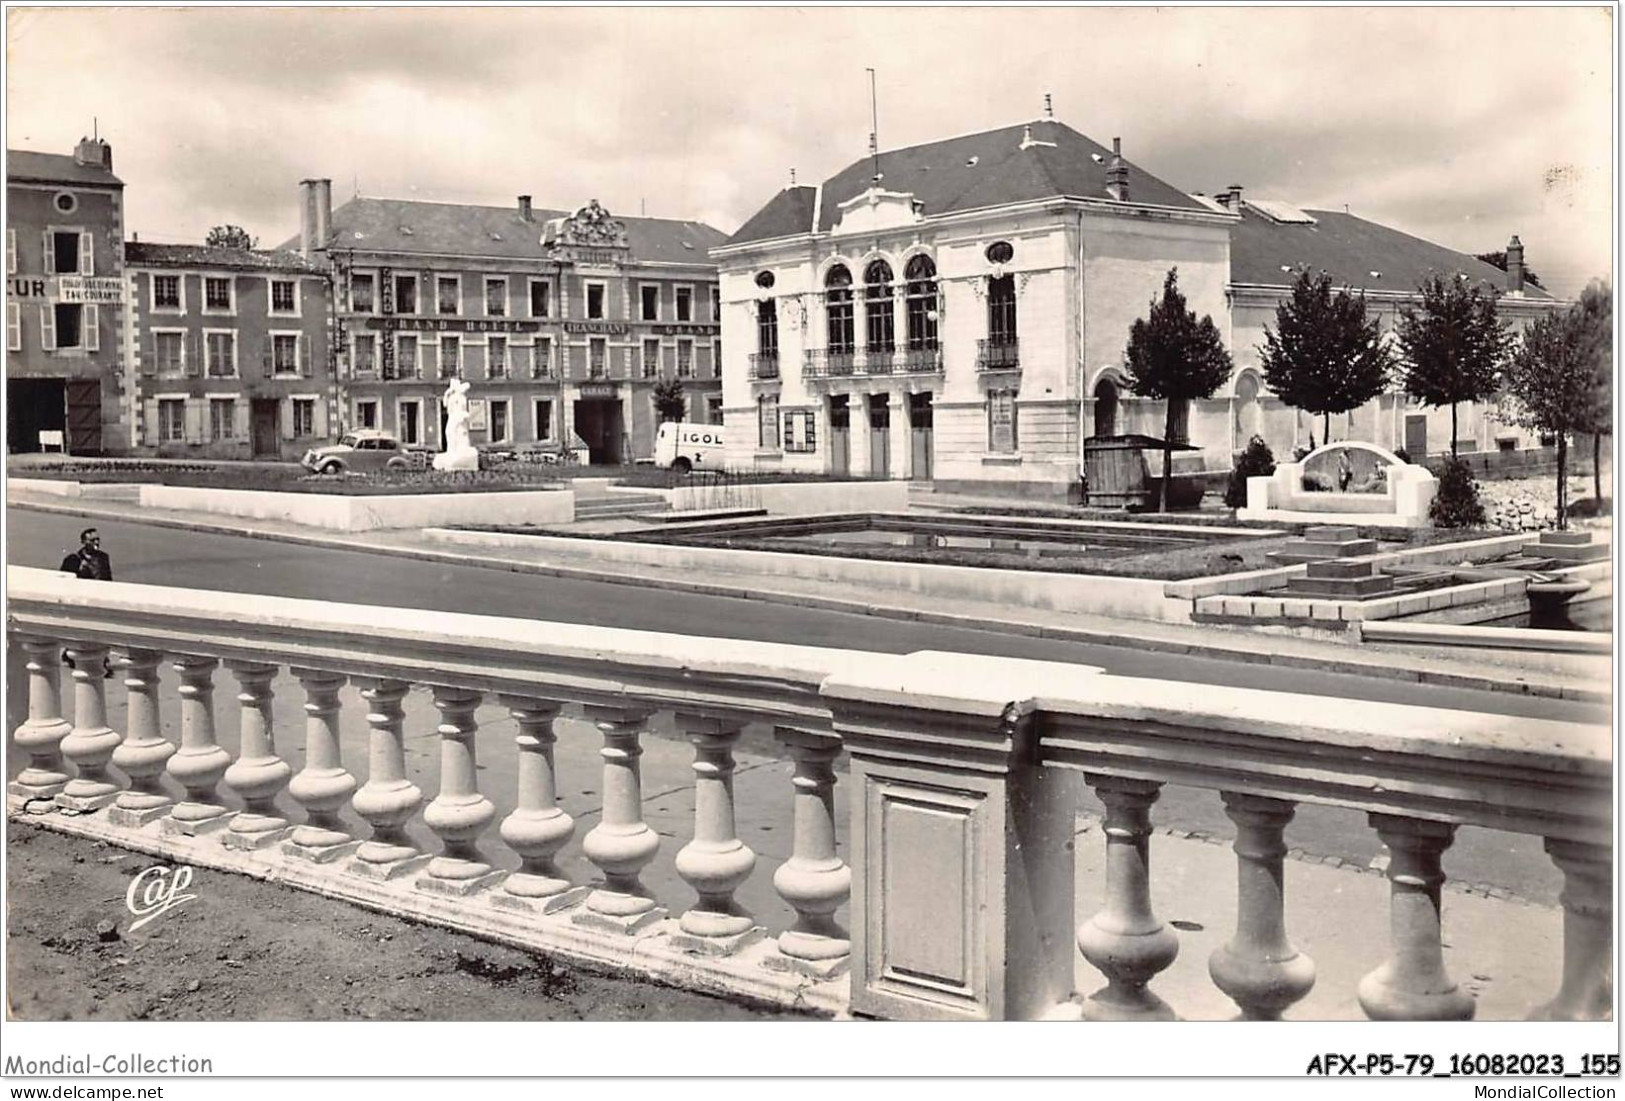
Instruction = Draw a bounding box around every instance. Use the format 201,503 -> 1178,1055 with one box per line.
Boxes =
488,336 -> 508,378
641,285 -> 660,321
153,275 -> 182,311
676,286 -> 693,322
439,335 -> 460,377
642,338 -> 661,378
270,280 -> 297,314
677,339 -> 693,378
485,278 -> 507,317
905,255 -> 939,350
754,299 -> 779,378
864,260 -> 895,355
825,264 -> 854,354
354,334 -> 377,376
988,274 -> 1017,346
351,273 -> 375,313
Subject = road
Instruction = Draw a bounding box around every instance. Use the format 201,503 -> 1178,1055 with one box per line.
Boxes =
8,508 -> 1607,903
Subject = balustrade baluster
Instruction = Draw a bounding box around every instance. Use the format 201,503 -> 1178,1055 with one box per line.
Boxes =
162,656 -> 235,835
221,661 -> 294,850
56,643 -> 123,811
1077,775 -> 1179,1021
671,713 -> 762,955
8,637 -> 74,802
1208,792 -> 1315,1020
284,668 -> 359,862
108,650 -> 176,827
494,696 -> 586,912
574,705 -> 666,933
417,687 -> 502,895
1357,814 -> 1475,1020
348,679 -> 429,880
1531,839 -> 1612,1021
764,728 -> 851,977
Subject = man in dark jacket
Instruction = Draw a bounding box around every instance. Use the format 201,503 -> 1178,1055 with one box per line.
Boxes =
59,527 -> 113,580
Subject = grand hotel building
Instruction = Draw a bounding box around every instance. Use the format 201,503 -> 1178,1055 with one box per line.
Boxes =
291,181 -> 726,463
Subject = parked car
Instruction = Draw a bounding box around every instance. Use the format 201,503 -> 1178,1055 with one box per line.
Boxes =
653,421 -> 727,474
301,430 -> 426,475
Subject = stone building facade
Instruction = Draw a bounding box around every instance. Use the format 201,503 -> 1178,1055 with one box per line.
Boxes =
293,181 -> 726,463
6,138 -> 126,454
123,242 -> 335,459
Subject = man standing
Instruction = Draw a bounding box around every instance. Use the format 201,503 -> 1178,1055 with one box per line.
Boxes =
59,528 -> 113,580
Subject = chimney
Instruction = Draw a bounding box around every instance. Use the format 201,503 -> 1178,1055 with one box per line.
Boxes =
518,195 -> 533,222
1105,137 -> 1129,202
1505,234 -> 1525,293
314,178 -> 332,254
73,136 -> 111,171
1227,183 -> 1244,209
298,179 -> 317,259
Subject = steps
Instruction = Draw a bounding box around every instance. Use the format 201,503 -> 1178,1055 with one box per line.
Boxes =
1265,525 -> 1379,565
573,493 -> 670,521
1273,525 -> 1399,600
1523,529 -> 1611,563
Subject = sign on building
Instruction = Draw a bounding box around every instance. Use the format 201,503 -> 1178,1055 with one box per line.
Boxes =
57,276 -> 123,304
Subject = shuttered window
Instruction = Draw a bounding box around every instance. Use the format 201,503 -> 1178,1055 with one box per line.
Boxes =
6,302 -> 19,351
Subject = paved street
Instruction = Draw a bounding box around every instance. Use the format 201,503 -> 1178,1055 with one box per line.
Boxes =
8,508 -> 1599,903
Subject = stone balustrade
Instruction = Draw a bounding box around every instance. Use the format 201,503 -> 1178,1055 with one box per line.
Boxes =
5,566 -> 1612,1021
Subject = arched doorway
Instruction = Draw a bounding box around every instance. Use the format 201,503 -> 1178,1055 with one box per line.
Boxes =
1093,376 -> 1120,437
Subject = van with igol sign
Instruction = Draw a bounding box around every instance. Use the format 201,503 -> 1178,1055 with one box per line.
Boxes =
653,421 -> 726,473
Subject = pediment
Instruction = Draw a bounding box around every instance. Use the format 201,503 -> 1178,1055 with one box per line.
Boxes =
831,187 -> 924,236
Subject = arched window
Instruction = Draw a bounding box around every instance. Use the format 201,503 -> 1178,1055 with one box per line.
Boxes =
904,255 -> 938,351
824,264 -> 854,355
864,259 -> 895,355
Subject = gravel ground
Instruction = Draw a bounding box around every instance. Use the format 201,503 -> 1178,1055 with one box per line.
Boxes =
4,821 -> 807,1022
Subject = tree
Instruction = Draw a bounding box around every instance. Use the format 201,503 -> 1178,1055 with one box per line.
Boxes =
1575,279 -> 1613,503
1504,303 -> 1597,528
1394,273 -> 1512,456
1123,268 -> 1234,511
1474,250 -> 1544,290
205,224 -> 258,250
1258,267 -> 1392,445
652,375 -> 686,423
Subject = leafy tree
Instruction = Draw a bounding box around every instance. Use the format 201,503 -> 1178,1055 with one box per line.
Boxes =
1429,456 -> 1487,528
1504,297 -> 1607,529
1258,267 -> 1392,445
205,224 -> 258,250
1394,273 -> 1513,457
1225,434 -> 1275,509
1575,279 -> 1613,503
1474,250 -> 1544,290
1123,268 -> 1234,511
652,375 -> 686,423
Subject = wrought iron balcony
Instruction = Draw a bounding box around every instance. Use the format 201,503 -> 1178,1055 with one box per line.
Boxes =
977,337 -> 1021,372
862,345 -> 897,376
899,346 -> 944,374
748,352 -> 780,380
803,348 -> 857,378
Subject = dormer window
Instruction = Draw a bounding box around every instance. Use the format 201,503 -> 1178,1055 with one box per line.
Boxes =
985,240 -> 1014,265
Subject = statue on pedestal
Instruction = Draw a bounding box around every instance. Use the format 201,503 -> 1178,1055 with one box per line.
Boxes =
433,377 -> 479,471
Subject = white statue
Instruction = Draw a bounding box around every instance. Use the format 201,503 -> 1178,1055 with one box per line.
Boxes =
432,376 -> 479,471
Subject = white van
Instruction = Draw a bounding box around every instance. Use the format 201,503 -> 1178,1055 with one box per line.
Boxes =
653,421 -> 727,473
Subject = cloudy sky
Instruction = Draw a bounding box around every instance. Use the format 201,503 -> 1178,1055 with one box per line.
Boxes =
6,6 -> 1613,294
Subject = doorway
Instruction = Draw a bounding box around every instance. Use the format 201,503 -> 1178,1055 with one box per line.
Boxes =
398,400 -> 422,446
573,398 -> 625,464
908,392 -> 933,480
1405,415 -> 1428,459
65,378 -> 102,454
829,395 -> 850,477
1094,376 -> 1120,437
251,399 -> 280,458
7,377 -> 66,453
868,393 -> 890,478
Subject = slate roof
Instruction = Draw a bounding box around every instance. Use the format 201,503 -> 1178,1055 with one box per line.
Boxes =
282,197 -> 727,266
1230,202 -> 1555,300
125,242 -> 325,273
727,119 -> 1209,245
8,149 -> 123,187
